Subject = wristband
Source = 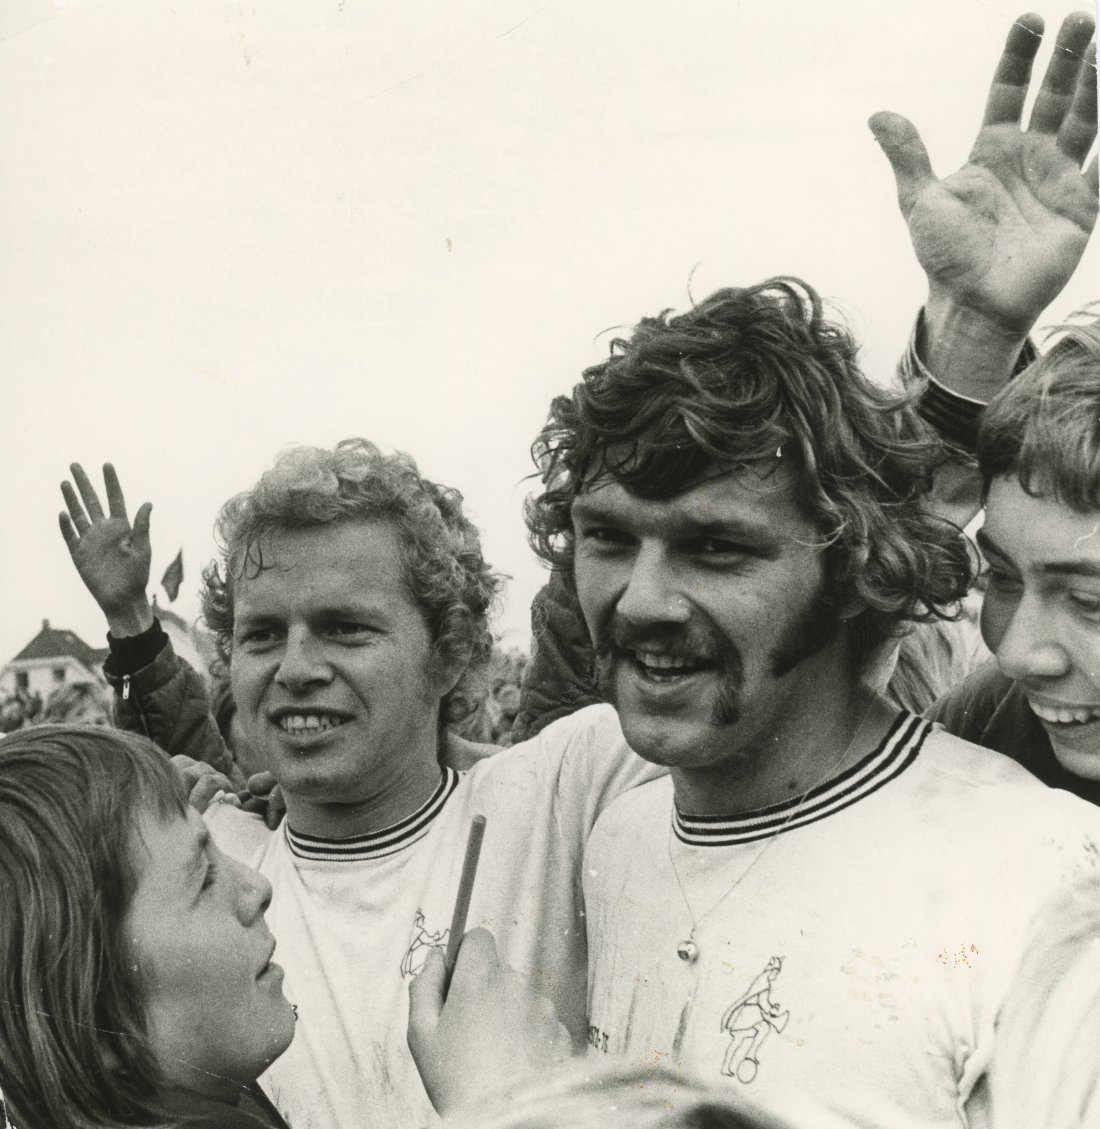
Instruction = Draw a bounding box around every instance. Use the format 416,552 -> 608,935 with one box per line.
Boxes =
104,618 -> 168,676
905,312 -> 1038,456
917,375 -> 986,454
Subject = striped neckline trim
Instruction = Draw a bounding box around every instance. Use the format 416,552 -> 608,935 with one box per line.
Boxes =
673,711 -> 931,847
285,766 -> 461,862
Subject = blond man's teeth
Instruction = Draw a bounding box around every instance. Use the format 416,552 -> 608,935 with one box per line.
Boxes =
635,651 -> 699,671
279,714 -> 346,732
1029,702 -> 1100,726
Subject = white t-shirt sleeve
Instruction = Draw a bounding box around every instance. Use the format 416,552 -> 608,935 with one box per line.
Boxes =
475,703 -> 665,851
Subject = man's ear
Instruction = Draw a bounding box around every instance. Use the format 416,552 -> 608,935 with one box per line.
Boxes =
431,645 -> 471,700
837,545 -> 870,620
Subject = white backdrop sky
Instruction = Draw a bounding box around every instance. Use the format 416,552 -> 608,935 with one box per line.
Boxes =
1,0 -> 1097,664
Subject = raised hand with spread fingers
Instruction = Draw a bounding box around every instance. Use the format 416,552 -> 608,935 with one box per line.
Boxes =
59,462 -> 155,638
871,11 -> 1097,398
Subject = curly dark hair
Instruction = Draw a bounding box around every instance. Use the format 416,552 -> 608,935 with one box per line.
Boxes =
526,278 -> 974,662
202,439 -> 503,725
979,312 -> 1100,512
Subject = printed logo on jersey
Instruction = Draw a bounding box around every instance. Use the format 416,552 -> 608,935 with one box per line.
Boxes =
400,909 -> 450,978
720,956 -> 789,1084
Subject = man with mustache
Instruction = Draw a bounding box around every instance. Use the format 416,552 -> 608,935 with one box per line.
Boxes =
510,15 -> 1100,1124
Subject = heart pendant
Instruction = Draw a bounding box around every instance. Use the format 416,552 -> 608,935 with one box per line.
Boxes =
676,939 -> 698,963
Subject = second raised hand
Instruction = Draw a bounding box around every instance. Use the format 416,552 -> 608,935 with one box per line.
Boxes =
59,462 -> 156,637
870,12 -> 1097,347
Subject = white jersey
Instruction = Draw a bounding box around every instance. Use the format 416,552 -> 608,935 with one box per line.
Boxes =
206,705 -> 654,1129
583,711 -> 1100,1129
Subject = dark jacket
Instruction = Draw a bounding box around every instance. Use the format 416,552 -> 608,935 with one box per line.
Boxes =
160,1084 -> 290,1128
104,623 -> 241,784
928,660 -> 1100,804
510,569 -> 601,744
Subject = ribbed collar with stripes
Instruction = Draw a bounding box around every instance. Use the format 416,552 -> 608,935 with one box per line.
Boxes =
674,710 -> 931,848
285,766 -> 461,862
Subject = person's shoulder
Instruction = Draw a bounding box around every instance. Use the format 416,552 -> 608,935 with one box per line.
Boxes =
531,702 -> 623,745
898,728 -> 1100,917
917,722 -> 1067,806
919,721 -> 1040,785
927,659 -> 1016,730
588,770 -> 674,832
582,775 -> 673,875
470,703 -> 624,775
462,703 -> 654,838
204,802 -> 279,861
915,724 -> 1100,843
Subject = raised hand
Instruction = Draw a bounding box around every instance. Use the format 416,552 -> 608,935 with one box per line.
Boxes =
871,12 -> 1097,385
59,463 -> 155,637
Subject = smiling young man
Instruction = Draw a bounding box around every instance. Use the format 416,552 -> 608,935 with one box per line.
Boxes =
220,517 -> 457,836
524,277 -> 1100,1127
564,459 -> 886,801
930,320 -> 1100,801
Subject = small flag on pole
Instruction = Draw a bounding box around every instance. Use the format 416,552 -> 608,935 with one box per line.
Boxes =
161,550 -> 184,602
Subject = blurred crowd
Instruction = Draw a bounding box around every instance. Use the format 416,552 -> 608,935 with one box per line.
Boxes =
0,681 -> 111,733
458,648 -> 528,747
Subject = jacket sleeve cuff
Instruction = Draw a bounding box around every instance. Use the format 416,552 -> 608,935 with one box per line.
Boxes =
104,619 -> 169,677
903,310 -> 1038,456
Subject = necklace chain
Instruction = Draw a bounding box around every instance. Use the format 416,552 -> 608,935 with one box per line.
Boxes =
667,696 -> 879,963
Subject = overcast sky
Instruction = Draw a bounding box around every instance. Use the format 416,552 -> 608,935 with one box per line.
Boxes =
1,0 -> 1097,664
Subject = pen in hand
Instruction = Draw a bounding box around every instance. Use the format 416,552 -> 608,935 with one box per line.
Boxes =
444,814 -> 487,983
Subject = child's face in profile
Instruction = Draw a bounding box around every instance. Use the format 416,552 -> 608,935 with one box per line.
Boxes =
123,808 -> 295,1098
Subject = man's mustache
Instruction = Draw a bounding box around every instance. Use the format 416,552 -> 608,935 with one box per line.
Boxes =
592,615 -> 745,725
593,617 -> 741,671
